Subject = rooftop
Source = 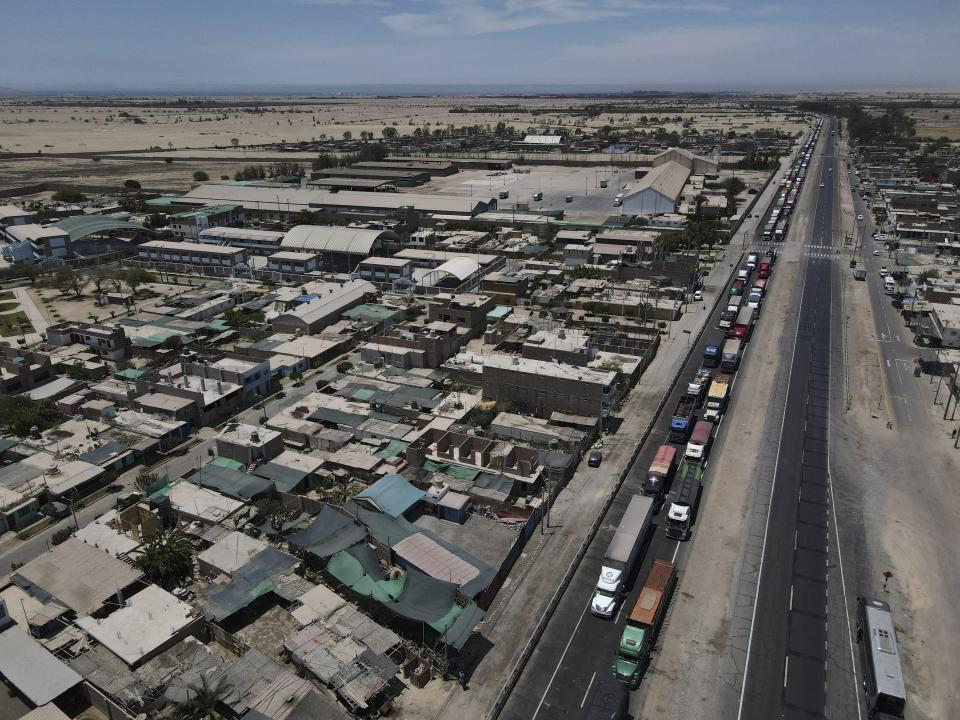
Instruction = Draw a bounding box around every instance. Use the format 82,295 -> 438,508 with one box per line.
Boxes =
15,537 -> 144,616
76,585 -> 199,667
0,625 -> 82,706
197,531 -> 270,575
140,239 -> 245,255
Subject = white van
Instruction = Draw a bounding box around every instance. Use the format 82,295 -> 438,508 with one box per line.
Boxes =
884,275 -> 896,294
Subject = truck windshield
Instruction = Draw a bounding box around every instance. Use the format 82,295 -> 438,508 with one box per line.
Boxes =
596,587 -> 616,599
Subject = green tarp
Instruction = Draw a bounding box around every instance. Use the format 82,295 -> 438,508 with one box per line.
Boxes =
326,549 -> 403,604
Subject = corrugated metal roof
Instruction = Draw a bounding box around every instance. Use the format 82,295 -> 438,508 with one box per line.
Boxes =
0,626 -> 82,706
281,225 -> 394,255
52,215 -> 146,242
629,160 -> 691,202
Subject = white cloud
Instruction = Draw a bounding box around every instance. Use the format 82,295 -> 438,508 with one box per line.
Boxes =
382,0 -> 725,37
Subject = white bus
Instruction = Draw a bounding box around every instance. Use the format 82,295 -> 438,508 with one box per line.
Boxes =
858,597 -> 906,718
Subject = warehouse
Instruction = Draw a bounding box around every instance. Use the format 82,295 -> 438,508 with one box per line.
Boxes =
309,167 -> 431,186
181,184 -> 492,221
352,160 -> 459,177
620,161 -> 691,216
280,225 -> 399,272
306,177 -> 396,192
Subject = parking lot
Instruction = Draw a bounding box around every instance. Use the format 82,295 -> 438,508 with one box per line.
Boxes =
427,165 -> 635,221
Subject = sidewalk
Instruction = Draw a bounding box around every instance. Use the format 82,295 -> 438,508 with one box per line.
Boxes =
12,286 -> 49,345
425,182 -> 784,720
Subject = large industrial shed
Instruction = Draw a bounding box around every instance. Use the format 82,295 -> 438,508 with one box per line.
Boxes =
620,161 -> 691,216
280,225 -> 399,272
181,184 -> 491,221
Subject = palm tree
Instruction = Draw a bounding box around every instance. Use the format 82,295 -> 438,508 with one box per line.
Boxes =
135,527 -> 194,589
177,675 -> 232,720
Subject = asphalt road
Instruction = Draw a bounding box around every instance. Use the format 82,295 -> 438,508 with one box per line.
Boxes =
499,160 -> 794,720
738,118 -> 840,719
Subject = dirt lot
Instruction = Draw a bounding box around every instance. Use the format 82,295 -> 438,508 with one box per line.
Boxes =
831,130 -> 960,720
907,107 -> 960,140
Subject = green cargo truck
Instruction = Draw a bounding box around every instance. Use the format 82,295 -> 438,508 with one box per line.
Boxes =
613,559 -> 677,689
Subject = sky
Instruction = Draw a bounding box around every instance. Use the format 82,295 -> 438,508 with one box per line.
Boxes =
3,0 -> 960,92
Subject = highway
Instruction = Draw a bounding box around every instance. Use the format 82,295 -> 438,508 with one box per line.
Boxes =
738,118 -> 855,719
499,154 -> 796,720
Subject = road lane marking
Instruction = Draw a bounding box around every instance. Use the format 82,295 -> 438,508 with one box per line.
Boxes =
789,584 -> 794,610
670,540 -> 680,564
783,656 -> 790,687
580,671 -> 597,709
532,598 -> 592,720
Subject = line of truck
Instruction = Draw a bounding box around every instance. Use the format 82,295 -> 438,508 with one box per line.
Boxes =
762,128 -> 819,242
587,241 -> 781,698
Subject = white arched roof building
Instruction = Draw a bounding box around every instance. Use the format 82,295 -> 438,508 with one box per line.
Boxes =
280,225 -> 398,255
415,257 -> 481,288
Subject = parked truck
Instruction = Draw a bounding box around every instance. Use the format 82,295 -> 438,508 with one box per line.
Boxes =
702,344 -> 721,368
643,444 -> 676,499
665,463 -> 703,540
733,306 -> 755,341
669,394 -> 697,443
717,310 -> 736,332
684,420 -> 713,463
757,261 -> 771,279
613,559 -> 677,688
687,367 -> 712,405
720,338 -> 743,372
703,373 -> 732,422
592,495 -> 655,617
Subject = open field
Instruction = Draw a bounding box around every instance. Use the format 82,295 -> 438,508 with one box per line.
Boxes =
0,97 -> 809,155
907,106 -> 960,139
0,310 -> 33,337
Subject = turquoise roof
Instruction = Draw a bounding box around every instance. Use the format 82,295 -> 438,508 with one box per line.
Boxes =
52,215 -> 147,242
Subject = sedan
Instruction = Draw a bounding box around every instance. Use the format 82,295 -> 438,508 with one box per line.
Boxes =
879,267 -> 888,277
588,451 -> 603,468
873,249 -> 880,256
694,289 -> 703,301
857,214 -> 864,221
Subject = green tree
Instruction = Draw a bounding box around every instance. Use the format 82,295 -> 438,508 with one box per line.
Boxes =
123,179 -> 141,189
193,170 -> 209,182
135,472 -> 164,495
381,126 -> 398,139
135,527 -> 194,589
0,396 -> 63,437
52,190 -> 87,203
177,675 -> 232,720
223,308 -> 265,330
342,130 -> 352,141
123,267 -> 155,296
52,267 -> 86,297
85,264 -> 113,295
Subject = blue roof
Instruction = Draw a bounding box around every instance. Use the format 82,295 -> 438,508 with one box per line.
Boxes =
354,474 -> 425,518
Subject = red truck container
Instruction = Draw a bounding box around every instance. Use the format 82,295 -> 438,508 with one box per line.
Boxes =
644,445 -> 676,497
757,261 -> 771,279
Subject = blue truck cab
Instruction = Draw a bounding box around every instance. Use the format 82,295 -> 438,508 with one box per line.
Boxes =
703,344 -> 720,368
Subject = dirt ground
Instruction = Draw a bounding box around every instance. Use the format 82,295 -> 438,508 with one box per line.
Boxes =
0,97 -> 806,154
831,133 -> 960,720
907,107 -> 960,140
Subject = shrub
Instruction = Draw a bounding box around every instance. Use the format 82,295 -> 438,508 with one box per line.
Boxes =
336,361 -> 353,373
51,527 -> 73,546
123,179 -> 141,189
192,170 -> 209,182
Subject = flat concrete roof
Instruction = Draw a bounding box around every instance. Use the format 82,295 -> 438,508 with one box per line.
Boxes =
76,585 -> 198,667
0,625 -> 82,706
197,531 -> 269,575
15,537 -> 143,616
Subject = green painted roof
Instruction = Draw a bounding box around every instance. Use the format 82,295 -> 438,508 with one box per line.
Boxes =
113,368 -> 147,380
52,215 -> 147,242
487,305 -> 513,320
170,203 -> 239,220
211,456 -> 244,471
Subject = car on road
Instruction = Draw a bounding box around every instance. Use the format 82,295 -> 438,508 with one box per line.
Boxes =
694,289 -> 703,301
588,451 -> 603,467
532,191 -> 543,201
565,195 -> 573,203
819,183 -> 824,188
857,214 -> 864,221
879,266 -> 888,276
873,249 -> 880,256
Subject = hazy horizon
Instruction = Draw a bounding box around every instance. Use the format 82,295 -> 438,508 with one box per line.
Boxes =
3,0 -> 959,93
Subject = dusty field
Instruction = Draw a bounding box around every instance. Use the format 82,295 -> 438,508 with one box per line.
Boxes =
907,107 -> 960,140
0,97 -> 807,155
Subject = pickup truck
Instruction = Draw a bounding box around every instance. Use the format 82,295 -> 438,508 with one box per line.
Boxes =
669,394 -> 698,443
613,559 -> 677,689
703,373 -> 732,422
